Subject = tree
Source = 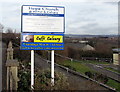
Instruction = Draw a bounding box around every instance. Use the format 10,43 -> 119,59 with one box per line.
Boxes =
6,28 -> 13,33
67,47 -> 79,59
95,42 -> 112,58
0,23 -> 4,33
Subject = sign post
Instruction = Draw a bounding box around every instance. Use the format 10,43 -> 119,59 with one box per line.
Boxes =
51,50 -> 54,86
31,50 -> 34,89
21,5 -> 65,88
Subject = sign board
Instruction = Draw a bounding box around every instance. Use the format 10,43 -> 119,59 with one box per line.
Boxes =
21,5 -> 65,88
21,5 -> 65,33
21,33 -> 64,50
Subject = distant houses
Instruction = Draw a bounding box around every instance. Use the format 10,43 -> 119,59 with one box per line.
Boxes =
82,44 -> 95,51
112,48 -> 120,65
79,40 -> 89,44
71,40 -> 89,44
65,38 -> 95,51
65,43 -> 95,51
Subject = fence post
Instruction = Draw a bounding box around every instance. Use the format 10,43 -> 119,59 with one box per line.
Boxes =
6,41 -> 19,91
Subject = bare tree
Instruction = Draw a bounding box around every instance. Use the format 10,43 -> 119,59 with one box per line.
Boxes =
6,28 -> 13,33
0,23 -> 4,33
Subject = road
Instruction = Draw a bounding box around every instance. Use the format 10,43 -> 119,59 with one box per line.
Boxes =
86,63 -> 120,82
35,54 -> 108,90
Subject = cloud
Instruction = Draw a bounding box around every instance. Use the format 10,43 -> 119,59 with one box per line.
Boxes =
1,0 -> 120,3
104,2 -> 118,5
66,20 -> 117,35
0,1 -> 118,35
0,4 -> 2,22
65,2 -> 118,35
88,25 -> 118,35
80,23 -> 98,29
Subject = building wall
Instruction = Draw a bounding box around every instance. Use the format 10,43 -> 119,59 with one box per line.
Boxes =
113,53 -> 120,65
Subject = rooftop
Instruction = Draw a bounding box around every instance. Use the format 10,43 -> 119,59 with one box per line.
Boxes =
112,48 -> 120,53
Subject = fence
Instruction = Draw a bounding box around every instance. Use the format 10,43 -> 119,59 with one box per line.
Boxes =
37,53 -> 116,91
11,43 -> 117,91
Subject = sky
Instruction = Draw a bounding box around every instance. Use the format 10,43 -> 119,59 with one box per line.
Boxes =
0,0 -> 119,35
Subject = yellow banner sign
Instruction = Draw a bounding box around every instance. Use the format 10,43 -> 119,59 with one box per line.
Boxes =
34,35 -> 63,43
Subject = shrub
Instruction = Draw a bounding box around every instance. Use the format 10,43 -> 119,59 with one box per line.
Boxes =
85,71 -> 93,78
34,69 -> 69,90
85,71 -> 108,84
18,61 -> 31,92
64,65 -> 76,71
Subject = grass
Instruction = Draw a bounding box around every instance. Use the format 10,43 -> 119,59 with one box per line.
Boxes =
105,67 -> 120,74
106,79 -> 120,92
80,60 -> 110,64
58,60 -> 95,75
58,60 -> 120,91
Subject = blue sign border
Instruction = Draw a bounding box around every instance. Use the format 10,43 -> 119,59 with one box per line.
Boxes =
21,5 -> 65,33
20,33 -> 64,50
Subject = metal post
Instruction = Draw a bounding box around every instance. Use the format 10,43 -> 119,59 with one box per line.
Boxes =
51,50 -> 54,86
31,50 -> 34,89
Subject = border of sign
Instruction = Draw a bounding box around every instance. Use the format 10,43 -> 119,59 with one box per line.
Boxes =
21,5 -> 65,33
20,33 -> 64,50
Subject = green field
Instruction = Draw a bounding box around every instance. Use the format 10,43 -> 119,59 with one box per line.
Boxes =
106,79 -> 120,92
80,60 -> 110,64
105,67 -> 120,74
58,60 -> 96,75
58,60 -> 120,91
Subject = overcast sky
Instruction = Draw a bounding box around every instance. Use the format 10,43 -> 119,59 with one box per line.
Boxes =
0,0 -> 119,35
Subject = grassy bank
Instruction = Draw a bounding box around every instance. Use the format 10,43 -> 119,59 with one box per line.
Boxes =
58,60 -> 95,75
105,67 -> 120,74
106,79 -> 120,91
58,60 -> 120,92
80,60 -> 110,64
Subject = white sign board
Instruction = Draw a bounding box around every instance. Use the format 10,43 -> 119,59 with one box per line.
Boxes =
22,5 -> 65,33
